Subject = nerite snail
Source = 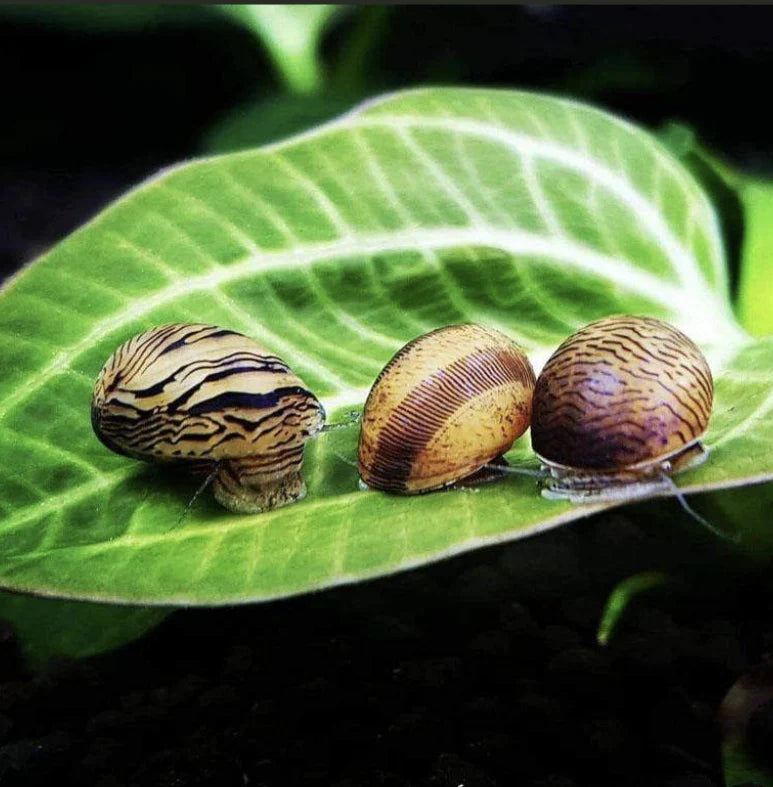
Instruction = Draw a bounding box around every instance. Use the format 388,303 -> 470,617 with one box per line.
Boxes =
91,323 -> 325,513
357,323 -> 536,494
530,315 -> 713,503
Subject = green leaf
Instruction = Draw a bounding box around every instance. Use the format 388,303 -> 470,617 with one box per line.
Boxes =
0,590 -> 169,670
596,571 -> 670,646
213,4 -> 346,94
201,91 -> 363,154
1,87 -> 771,605
657,132 -> 773,339
735,180 -> 773,337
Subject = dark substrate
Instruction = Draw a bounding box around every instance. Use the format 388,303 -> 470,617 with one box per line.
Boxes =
1,506 -> 772,787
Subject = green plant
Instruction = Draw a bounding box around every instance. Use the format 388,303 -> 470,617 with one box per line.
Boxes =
1,87 -> 772,662
213,5 -> 345,95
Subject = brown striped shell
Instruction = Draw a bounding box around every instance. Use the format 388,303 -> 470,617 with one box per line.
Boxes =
531,315 -> 713,498
358,324 -> 536,494
91,323 -> 325,514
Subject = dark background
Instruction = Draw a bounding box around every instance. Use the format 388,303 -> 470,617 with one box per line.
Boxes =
2,6 -> 773,787
4,5 -> 773,278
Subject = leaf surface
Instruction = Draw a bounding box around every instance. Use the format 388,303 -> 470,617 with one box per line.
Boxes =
1,87 -> 771,605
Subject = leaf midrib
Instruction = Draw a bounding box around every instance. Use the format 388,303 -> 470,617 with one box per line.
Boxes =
0,226 -> 739,428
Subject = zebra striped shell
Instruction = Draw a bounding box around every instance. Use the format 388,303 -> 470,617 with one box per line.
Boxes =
531,315 -> 713,473
358,324 -> 536,494
91,323 -> 325,513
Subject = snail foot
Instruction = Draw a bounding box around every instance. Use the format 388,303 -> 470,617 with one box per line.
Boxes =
213,462 -> 306,514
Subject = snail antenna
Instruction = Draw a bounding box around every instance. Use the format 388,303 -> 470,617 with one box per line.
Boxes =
321,409 -> 362,433
659,473 -> 740,544
482,461 -> 550,479
177,462 -> 221,526
318,409 -> 360,467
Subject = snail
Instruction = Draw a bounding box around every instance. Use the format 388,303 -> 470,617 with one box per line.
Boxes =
530,315 -> 713,503
91,323 -> 325,514
357,323 -> 536,494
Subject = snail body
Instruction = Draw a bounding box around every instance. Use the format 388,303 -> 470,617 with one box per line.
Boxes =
358,323 -> 536,494
530,315 -> 713,502
91,323 -> 325,513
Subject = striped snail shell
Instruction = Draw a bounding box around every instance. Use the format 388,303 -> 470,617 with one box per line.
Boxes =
358,323 -> 536,494
530,315 -> 713,501
91,323 -> 325,514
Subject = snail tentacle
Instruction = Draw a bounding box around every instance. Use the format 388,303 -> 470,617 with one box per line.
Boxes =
320,410 -> 362,433
176,461 -> 222,525
658,473 -> 740,543
481,461 -> 549,480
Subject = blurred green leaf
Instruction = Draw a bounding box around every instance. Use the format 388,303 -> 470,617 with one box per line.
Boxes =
657,121 -> 697,160
722,745 -> 773,787
656,122 -> 745,304
0,590 -> 169,670
659,130 -> 773,338
214,4 -> 347,94
202,91 -> 362,154
736,180 -> 773,337
565,52 -> 689,97
596,571 -> 670,646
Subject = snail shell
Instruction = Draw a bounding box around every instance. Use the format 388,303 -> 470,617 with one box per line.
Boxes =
530,315 -> 713,501
91,323 -> 325,513
358,324 -> 536,494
